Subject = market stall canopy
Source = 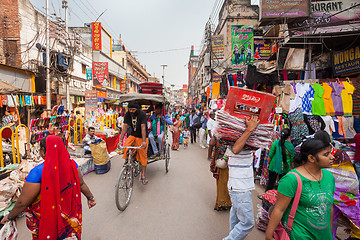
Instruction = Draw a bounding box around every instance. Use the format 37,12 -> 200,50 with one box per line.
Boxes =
0,79 -> 29,94
119,93 -> 169,105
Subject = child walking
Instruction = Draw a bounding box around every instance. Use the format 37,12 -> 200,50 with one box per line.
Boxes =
182,127 -> 190,149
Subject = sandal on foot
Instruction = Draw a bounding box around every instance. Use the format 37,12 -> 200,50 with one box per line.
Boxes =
140,178 -> 148,185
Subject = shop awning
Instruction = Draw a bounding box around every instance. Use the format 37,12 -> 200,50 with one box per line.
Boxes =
0,79 -> 26,94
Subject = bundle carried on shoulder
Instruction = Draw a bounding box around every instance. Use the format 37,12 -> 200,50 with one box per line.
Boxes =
213,110 -> 274,149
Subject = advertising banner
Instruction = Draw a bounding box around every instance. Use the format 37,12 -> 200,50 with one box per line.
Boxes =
182,84 -> 188,93
92,62 -> 109,87
261,0 -> 310,20
333,44 -> 360,76
231,25 -> 254,70
211,35 -> 225,60
86,68 -> 92,80
85,90 -> 97,106
92,22 -> 102,51
254,38 -> 271,60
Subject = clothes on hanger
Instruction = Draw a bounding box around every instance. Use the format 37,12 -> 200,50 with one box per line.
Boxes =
288,108 -> 309,147
272,84 -> 295,114
303,115 -> 326,135
312,83 -> 326,116
322,83 -> 335,115
343,116 -> 357,138
341,81 -> 356,116
329,82 -> 345,116
321,116 -> 336,136
212,81 -> 221,99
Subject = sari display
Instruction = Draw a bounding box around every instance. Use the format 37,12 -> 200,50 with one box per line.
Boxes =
171,119 -> 182,150
25,136 -> 82,239
329,149 -> 360,239
210,141 -> 231,210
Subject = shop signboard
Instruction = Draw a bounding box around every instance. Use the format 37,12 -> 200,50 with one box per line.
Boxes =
92,22 -> 102,50
86,68 -> 92,80
333,43 -> 360,76
213,72 -> 222,82
231,25 -> 254,70
97,90 -> 107,99
92,62 -> 109,87
107,89 -> 122,100
253,38 -> 271,60
120,77 -> 127,91
295,0 -> 360,34
85,90 -> 97,106
182,84 -> 188,93
260,0 -> 310,20
211,35 -> 225,60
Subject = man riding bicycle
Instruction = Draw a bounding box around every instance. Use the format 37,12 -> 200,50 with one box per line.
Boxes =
119,101 -> 149,185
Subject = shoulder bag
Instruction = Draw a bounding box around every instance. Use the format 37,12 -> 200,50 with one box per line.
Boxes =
269,172 -> 302,240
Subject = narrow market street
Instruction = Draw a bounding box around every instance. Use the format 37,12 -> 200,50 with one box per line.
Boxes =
17,141 -> 265,240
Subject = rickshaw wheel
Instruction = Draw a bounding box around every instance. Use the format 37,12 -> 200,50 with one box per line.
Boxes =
165,143 -> 170,173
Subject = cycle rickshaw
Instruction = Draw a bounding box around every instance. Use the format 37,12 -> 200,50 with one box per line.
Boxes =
115,93 -> 171,211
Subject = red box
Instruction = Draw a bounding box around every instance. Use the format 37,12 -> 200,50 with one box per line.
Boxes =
139,83 -> 163,94
224,87 -> 275,124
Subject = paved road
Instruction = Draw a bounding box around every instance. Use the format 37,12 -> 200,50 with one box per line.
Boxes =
17,141 -> 266,239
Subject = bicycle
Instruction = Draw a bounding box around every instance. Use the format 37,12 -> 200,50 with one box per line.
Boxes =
115,146 -> 142,211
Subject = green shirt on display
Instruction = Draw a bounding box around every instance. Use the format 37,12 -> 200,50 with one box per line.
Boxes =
268,140 -> 295,174
278,169 -> 335,240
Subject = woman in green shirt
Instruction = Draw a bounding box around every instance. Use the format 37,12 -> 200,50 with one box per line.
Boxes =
266,138 -> 336,240
266,128 -> 295,191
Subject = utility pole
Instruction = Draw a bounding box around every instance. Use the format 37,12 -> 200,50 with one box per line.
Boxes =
207,21 -> 213,105
308,12 -> 313,79
46,0 -> 51,109
62,0 -> 70,110
161,64 -> 167,86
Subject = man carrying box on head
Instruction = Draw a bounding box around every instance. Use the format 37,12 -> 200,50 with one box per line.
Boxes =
119,100 -> 149,185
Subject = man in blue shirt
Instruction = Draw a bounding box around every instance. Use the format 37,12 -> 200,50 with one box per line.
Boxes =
189,109 -> 199,144
148,104 -> 173,158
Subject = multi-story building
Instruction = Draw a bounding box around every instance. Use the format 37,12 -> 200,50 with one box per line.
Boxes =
112,40 -> 150,93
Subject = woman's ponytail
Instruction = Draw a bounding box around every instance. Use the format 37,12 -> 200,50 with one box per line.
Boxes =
280,128 -> 291,169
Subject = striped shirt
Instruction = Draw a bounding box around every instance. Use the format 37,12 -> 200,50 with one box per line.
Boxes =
227,149 -> 255,192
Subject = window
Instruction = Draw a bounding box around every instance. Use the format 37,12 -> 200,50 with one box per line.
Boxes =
82,64 -> 86,74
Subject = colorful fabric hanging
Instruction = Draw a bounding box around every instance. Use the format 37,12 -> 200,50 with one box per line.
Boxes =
7,95 -> 15,107
312,83 -> 326,116
212,82 -> 221,99
322,83 -> 335,115
341,81 -> 355,116
24,95 -> 31,106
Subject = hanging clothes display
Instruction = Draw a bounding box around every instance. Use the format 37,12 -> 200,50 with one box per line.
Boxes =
300,83 -> 315,115
343,117 -> 357,138
212,81 -> 221,99
220,75 -> 229,98
304,115 -> 325,135
288,108 -> 309,146
304,62 -> 316,80
322,83 -> 335,115
228,74 -> 234,86
352,80 -> 360,116
329,82 -> 345,115
312,83 -> 326,116
341,81 -> 356,116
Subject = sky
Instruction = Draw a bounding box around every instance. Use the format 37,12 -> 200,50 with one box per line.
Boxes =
29,0 -> 217,90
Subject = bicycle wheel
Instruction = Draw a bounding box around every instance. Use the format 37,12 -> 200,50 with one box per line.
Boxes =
165,143 -> 170,173
115,165 -> 134,211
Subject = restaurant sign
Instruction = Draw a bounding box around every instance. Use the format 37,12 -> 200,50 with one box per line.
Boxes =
333,44 -> 360,76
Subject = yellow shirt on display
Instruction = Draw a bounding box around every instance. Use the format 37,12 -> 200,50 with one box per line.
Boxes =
341,81 -> 355,115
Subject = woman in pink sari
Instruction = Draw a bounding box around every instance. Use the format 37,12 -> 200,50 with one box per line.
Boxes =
171,114 -> 183,150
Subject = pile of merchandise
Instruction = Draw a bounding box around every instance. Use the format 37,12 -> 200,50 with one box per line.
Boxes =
213,110 -> 274,149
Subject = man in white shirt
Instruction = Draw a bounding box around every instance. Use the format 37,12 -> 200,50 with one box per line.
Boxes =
206,111 -> 216,145
223,116 -> 260,240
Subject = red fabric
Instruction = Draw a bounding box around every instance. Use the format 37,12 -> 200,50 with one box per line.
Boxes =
96,133 -> 121,153
39,135 -> 82,239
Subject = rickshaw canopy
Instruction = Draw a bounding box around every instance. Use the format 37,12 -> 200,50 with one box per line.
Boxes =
119,93 -> 169,106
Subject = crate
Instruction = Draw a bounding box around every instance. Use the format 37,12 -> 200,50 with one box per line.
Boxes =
224,87 -> 275,124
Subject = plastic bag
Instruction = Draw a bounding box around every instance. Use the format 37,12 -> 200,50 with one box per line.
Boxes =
0,178 -> 17,212
0,218 -> 18,240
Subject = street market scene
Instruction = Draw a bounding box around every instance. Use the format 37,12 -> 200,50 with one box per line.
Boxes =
0,0 -> 360,239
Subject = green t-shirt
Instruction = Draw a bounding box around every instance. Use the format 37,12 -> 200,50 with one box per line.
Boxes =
268,140 -> 295,174
277,169 -> 335,240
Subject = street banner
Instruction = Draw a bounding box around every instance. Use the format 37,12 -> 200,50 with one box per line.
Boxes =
254,38 -> 271,60
86,68 -> 92,80
211,35 -> 225,60
231,25 -> 254,70
92,22 -> 102,50
333,43 -> 360,76
182,84 -> 188,93
92,62 -> 109,87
